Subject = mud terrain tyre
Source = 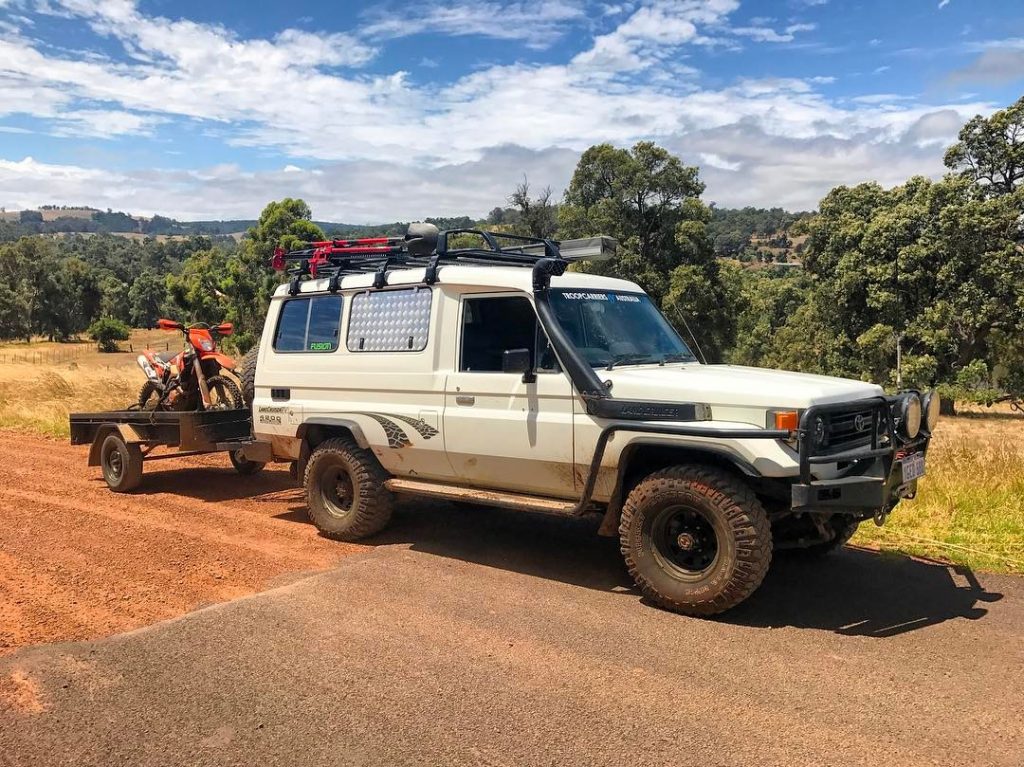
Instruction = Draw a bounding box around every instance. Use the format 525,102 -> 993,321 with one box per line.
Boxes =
237,347 -> 258,407
100,433 -> 143,493
620,465 -> 772,616
304,437 -> 393,540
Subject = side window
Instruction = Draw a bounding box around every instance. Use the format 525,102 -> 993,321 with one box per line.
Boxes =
460,295 -> 558,373
273,295 -> 343,352
347,288 -> 433,352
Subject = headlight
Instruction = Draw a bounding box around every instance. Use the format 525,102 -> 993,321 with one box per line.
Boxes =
896,393 -> 922,440
200,339 -> 214,351
921,390 -> 941,432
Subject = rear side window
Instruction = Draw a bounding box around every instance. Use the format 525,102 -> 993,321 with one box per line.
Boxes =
347,288 -> 432,352
273,295 -> 343,352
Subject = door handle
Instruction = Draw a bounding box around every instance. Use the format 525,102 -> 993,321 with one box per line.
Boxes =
455,395 -> 475,406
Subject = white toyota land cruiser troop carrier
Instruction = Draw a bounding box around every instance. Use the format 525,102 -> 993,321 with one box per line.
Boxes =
241,224 -> 940,616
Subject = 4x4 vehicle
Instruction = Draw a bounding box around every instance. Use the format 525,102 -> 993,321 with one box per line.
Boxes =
244,225 -> 939,616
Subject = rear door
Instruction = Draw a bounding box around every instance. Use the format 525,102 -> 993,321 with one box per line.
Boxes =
443,293 -> 576,498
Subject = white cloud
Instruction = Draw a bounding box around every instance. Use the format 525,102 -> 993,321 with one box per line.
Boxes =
359,1 -> 586,49
0,0 -> 1002,217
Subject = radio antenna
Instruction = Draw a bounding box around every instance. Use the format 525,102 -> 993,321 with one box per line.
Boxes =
669,303 -> 708,364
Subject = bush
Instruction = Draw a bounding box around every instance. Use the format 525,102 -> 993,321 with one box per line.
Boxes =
87,317 -> 130,352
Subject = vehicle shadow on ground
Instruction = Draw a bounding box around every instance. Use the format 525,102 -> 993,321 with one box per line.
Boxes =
367,501 -> 1004,638
117,464 -> 302,504
124,465 -> 1005,638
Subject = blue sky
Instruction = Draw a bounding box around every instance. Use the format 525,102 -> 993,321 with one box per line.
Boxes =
0,0 -> 1021,221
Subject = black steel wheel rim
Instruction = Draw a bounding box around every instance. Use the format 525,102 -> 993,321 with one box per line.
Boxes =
651,504 -> 720,577
320,465 -> 355,518
107,445 -> 123,480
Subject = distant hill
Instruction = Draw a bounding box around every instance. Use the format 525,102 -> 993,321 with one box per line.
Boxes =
707,206 -> 813,266
1,205 -> 812,265
0,206 -> 480,241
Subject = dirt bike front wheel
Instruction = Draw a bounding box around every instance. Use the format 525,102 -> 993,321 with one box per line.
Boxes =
206,375 -> 243,411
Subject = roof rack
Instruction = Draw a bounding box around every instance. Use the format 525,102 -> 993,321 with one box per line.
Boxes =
271,224 -> 617,293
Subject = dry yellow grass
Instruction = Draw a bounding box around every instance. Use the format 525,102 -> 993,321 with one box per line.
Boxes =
0,330 -> 177,436
854,411 -> 1024,574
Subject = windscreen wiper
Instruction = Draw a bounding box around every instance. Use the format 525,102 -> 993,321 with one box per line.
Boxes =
605,354 -> 662,370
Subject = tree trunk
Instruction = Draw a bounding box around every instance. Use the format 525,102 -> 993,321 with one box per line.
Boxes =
940,398 -> 957,416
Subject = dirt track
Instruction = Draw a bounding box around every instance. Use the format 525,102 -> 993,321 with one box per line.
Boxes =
0,431 -> 362,655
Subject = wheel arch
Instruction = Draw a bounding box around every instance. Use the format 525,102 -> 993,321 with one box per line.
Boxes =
296,419 -> 372,478
598,440 -> 761,536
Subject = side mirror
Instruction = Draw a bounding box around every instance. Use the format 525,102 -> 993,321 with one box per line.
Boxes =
502,348 -> 536,383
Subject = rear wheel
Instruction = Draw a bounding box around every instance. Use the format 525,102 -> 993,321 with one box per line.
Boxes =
100,433 -> 143,492
138,380 -> 162,410
620,465 -> 772,616
304,438 -> 393,541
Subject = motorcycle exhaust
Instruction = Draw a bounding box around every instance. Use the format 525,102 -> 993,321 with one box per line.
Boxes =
136,355 -> 163,386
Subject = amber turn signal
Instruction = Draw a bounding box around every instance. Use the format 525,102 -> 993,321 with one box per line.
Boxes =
774,411 -> 799,431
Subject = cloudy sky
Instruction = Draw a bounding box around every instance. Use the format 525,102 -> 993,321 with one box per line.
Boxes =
0,0 -> 1021,222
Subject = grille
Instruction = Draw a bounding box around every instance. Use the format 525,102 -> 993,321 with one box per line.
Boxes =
823,408 -> 877,452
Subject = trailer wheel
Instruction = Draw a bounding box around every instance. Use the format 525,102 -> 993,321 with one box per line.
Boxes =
229,448 -> 265,476
304,437 -> 393,541
100,433 -> 143,493
620,465 -> 772,616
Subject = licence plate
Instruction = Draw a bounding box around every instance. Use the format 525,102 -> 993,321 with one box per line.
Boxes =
901,453 -> 926,482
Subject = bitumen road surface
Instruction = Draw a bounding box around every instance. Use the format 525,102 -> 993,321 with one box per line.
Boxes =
1,501 -> 1021,767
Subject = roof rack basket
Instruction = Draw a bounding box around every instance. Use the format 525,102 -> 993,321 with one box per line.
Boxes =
272,224 -> 616,290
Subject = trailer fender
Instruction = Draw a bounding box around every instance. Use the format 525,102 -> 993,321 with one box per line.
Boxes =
87,424 -> 146,466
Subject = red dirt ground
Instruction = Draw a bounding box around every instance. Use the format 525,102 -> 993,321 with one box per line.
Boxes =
0,431 -> 363,656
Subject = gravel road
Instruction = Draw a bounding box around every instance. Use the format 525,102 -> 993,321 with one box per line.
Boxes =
1,448 -> 1021,766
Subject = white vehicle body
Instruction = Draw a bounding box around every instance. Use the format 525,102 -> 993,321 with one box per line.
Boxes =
244,229 -> 936,615
252,266 -> 889,499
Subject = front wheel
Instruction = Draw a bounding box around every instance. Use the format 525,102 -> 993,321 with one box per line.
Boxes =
620,465 -> 772,616
206,375 -> 243,410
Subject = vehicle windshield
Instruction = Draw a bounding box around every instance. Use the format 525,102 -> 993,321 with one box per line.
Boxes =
548,289 -> 698,368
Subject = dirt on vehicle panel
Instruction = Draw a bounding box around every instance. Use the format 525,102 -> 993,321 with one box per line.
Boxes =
0,430 -> 363,656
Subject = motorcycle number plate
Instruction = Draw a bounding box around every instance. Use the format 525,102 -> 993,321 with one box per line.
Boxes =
901,453 -> 926,482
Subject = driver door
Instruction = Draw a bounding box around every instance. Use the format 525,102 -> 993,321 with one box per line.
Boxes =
443,292 -> 577,498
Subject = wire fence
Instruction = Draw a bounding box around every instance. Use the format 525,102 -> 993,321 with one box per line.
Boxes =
0,340 -> 173,364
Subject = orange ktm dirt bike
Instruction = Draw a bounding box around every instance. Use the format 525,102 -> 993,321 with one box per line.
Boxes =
136,319 -> 243,411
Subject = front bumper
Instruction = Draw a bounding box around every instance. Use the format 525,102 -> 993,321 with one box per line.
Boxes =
791,396 -> 931,515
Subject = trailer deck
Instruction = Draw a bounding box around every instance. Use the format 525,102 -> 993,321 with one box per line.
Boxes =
70,408 -> 267,491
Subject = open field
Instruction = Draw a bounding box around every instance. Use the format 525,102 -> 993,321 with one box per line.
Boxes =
0,330 -> 185,436
0,332 -> 1020,575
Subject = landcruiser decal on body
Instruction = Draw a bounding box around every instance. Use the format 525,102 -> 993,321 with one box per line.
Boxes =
354,413 -> 439,449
